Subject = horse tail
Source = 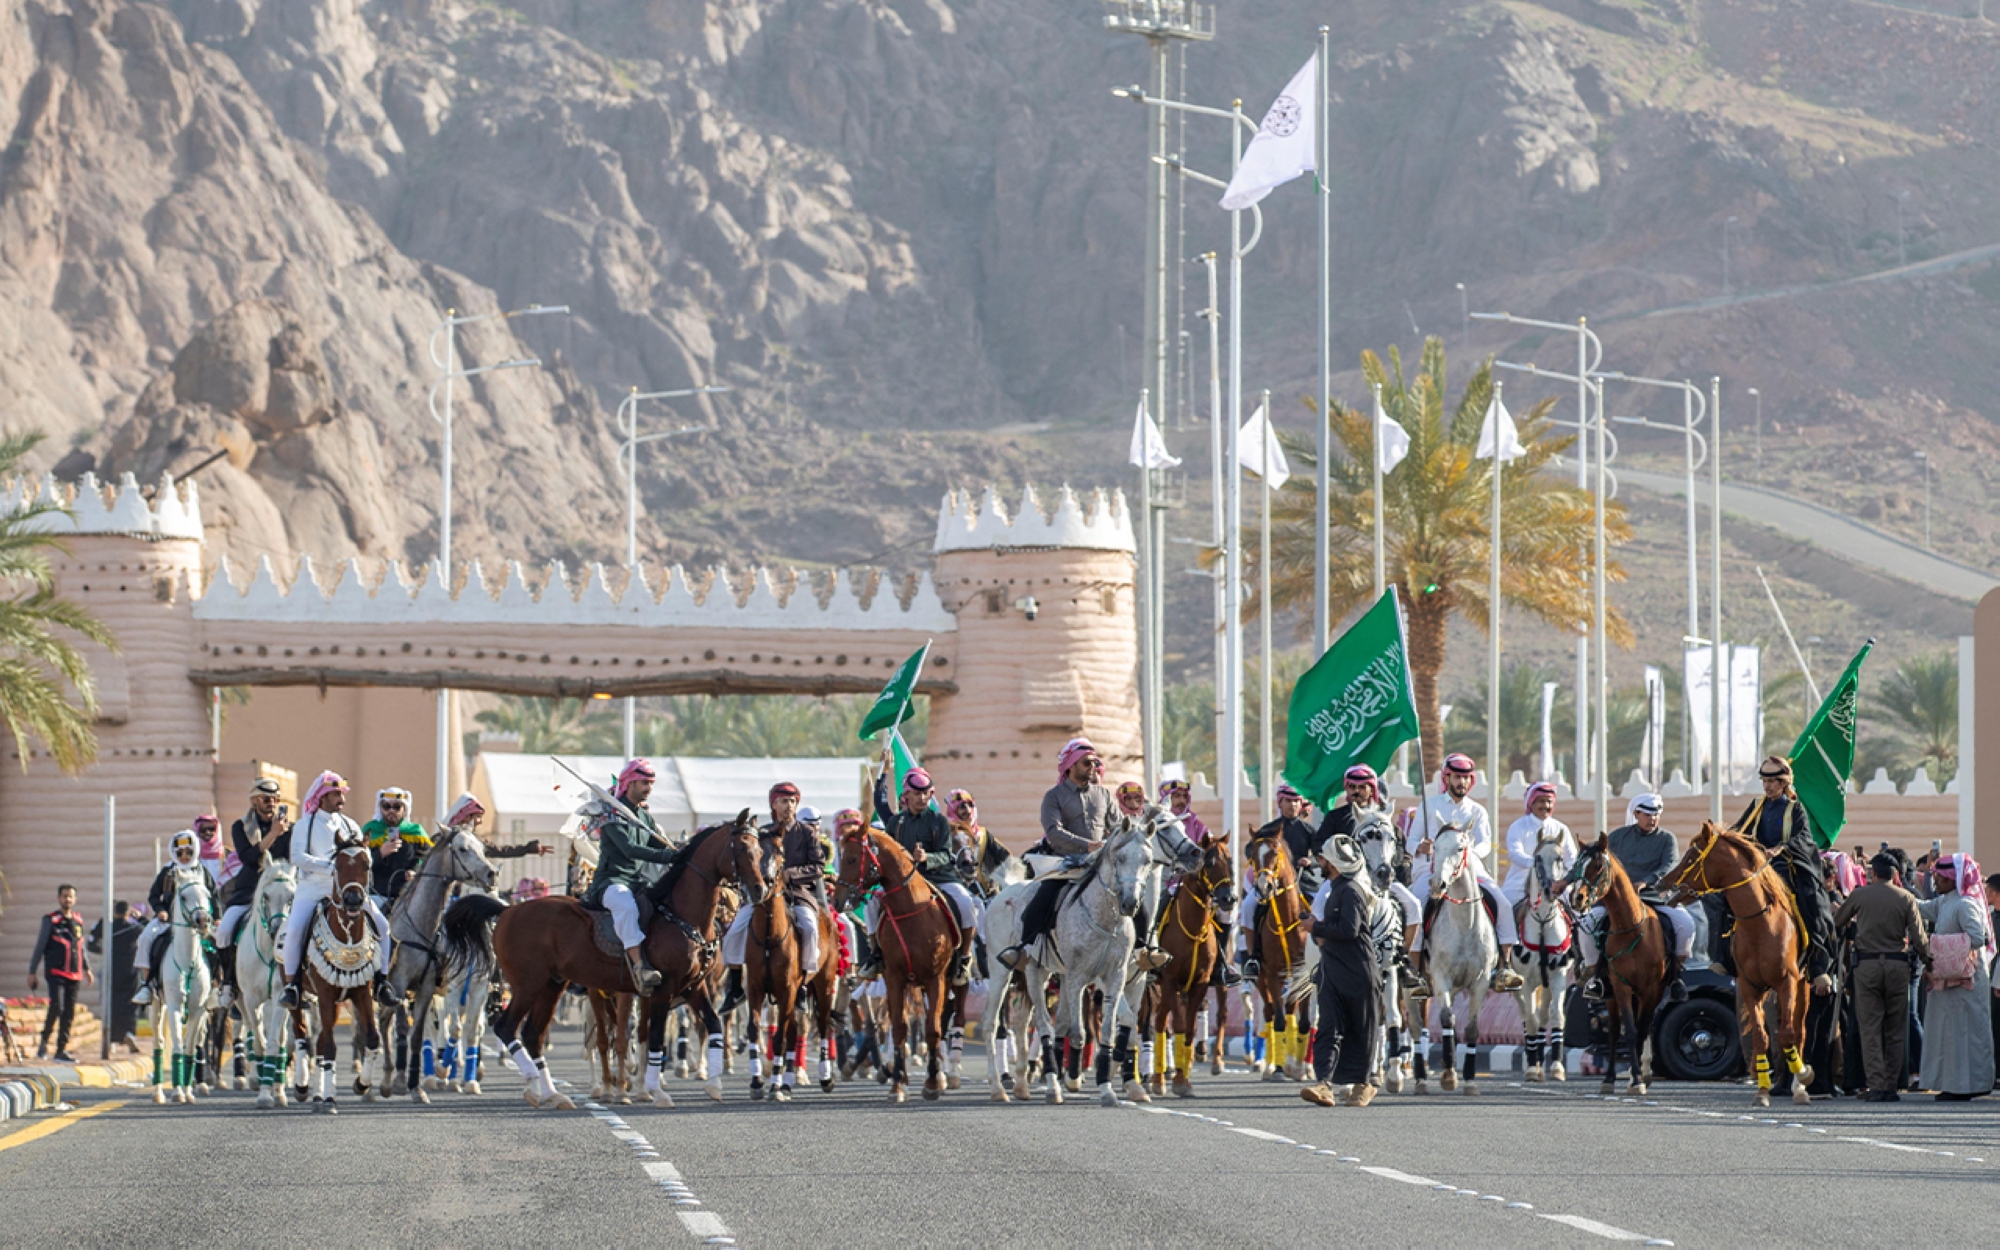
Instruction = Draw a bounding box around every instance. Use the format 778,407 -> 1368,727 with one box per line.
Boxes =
442,893 -> 508,984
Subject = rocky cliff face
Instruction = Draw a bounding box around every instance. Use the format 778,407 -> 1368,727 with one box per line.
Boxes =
2,0 -> 1995,602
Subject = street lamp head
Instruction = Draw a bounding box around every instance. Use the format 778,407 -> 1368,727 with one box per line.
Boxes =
1456,282 -> 1465,292
1746,387 -> 1758,396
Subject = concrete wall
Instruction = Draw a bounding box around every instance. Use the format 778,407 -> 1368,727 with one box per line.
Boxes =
216,686 -> 460,824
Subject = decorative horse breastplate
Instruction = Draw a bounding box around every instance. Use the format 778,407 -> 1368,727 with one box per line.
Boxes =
308,902 -> 378,989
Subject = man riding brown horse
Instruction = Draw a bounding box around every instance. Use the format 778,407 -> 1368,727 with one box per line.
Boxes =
721,781 -> 829,1013
1728,756 -> 1837,995
580,759 -> 678,994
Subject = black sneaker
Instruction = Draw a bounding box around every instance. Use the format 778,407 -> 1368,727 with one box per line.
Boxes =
52,1050 -> 77,1063
279,983 -> 301,1010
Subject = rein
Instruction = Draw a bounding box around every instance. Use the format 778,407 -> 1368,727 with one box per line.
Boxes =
1168,858 -> 1224,993
1250,837 -> 1304,972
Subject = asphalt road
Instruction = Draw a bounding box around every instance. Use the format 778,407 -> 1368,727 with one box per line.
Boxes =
2,1029 -> 1993,1247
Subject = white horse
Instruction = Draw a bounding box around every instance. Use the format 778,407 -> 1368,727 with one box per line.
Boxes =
1511,830 -> 1574,1083
374,825 -> 498,1102
151,866 -> 216,1105
236,863 -> 299,1108
437,891 -> 507,1094
1047,822 -> 1153,1106
1423,823 -> 1497,1095
1353,810 -> 1422,1093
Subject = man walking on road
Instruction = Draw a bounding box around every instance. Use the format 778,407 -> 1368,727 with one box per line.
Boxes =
28,883 -> 94,1061
1834,853 -> 1930,1101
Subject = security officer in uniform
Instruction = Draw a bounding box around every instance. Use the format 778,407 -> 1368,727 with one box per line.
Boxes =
1832,853 -> 1930,1100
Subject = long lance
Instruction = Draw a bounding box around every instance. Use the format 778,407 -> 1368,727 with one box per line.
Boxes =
549,756 -> 673,846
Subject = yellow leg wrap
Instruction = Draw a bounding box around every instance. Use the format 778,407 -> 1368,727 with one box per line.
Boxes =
1754,1053 -> 1772,1090
1784,1046 -> 1804,1075
1175,1034 -> 1191,1076
1261,1023 -> 1273,1066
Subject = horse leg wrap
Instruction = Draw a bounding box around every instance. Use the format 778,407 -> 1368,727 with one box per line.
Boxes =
1175,1034 -> 1192,1078
317,1058 -> 335,1101
1547,1028 -> 1563,1067
1754,1052 -> 1772,1090
1783,1045 -> 1804,1076
749,1034 -> 763,1080
506,1039 -> 540,1083
534,1055 -> 558,1100
233,1040 -> 246,1077
1140,1036 -> 1156,1078
1195,1008 -> 1210,1047
422,1038 -> 437,1079
821,1037 -> 835,1082
646,1050 -> 665,1094
466,1048 -> 482,1084
152,1046 -> 163,1086
440,1040 -> 458,1081
1041,1036 -> 1059,1081
676,1034 -> 689,1062
1462,1048 -> 1477,1084
1113,1025 -> 1133,1082
1525,1038 -> 1542,1069
706,1034 -> 725,1087
1161,1034 -> 1175,1076
1094,1044 -> 1112,1088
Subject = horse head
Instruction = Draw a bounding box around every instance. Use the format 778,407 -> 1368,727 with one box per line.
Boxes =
1247,833 -> 1295,903
173,867 -> 213,934
1102,823 -> 1150,917
1188,831 -> 1236,912
1529,831 -> 1568,907
1659,821 -> 1742,904
258,862 -> 297,934
719,809 -> 769,905
1565,831 -> 1619,909
1353,809 -> 1400,896
1429,823 -> 1476,902
333,841 -> 371,914
1141,803 -> 1202,874
436,825 -> 499,893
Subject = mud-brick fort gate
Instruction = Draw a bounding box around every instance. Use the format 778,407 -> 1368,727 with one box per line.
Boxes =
0,476 -> 1142,973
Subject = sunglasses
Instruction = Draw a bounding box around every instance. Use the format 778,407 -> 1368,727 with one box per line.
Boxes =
174,848 -> 196,859
381,802 -> 405,810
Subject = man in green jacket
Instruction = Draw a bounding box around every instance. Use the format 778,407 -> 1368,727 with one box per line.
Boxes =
582,759 -> 678,993
870,763 -> 980,985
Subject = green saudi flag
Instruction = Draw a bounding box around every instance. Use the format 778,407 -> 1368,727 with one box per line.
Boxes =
857,640 -> 930,740
1789,639 -> 1872,849
1283,587 -> 1422,810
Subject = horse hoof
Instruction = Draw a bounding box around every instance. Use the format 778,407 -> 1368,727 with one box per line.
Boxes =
1098,1086 -> 1118,1107
947,1075 -> 962,1091
706,1081 -> 723,1103
1063,1077 -> 1081,1094
751,1082 -> 765,1102
676,1063 -> 690,1080
413,1088 -> 430,1105
991,1086 -> 1010,1103
892,1086 -> 907,1104
1413,1082 -> 1429,1095
523,1087 -> 542,1109
821,1079 -> 836,1093
1628,1083 -> 1646,1098
1754,1092 -> 1771,1108
153,1089 -> 166,1105
390,1076 -> 407,1096
1796,1065 -> 1816,1088
1210,1061 -> 1224,1076
256,1093 -> 274,1110
463,1081 -> 482,1096
1173,1082 -> 1195,1098
1549,1065 -> 1567,1082
1599,1082 -> 1617,1096
1046,1086 -> 1064,1105
552,1093 -> 577,1111
235,1076 -> 250,1091
1462,1082 -> 1480,1097
1524,1069 -> 1543,1083
617,1091 -> 634,1106
274,1090 -> 288,1108
774,1086 -> 793,1103
1792,1087 -> 1812,1106
922,1085 -> 941,1102
1385,1075 -> 1404,1094
652,1090 -> 675,1108
1122,1081 -> 1150,1104
324,1102 -> 338,1116
1439,1073 -> 1458,1092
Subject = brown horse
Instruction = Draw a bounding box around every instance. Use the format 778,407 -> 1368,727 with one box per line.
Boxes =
1150,831 -> 1234,1098
833,826 -> 956,1103
493,810 -> 766,1110
299,842 -> 383,1115
1567,833 -> 1668,1096
742,873 -> 841,1103
1246,832 -> 1310,1079
1663,823 -> 1811,1107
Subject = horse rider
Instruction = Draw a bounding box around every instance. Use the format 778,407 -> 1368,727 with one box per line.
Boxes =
1321,764 -> 1419,971
213,779 -> 293,1009
364,787 -> 430,909
1002,736 -> 1119,970
279,772 -> 394,1009
1502,782 -> 1579,958
580,759 -> 679,995
1242,784 -> 1325,978
1730,756 -> 1838,994
1301,835 -> 1381,1108
947,788 -> 1000,897
870,763 -> 981,985
131,824 -> 220,1006
722,781 -> 828,1007
1408,753 -> 1525,992
1582,792 -> 1693,1003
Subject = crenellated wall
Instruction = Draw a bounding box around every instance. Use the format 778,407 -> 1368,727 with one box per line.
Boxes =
0,476 -> 1139,974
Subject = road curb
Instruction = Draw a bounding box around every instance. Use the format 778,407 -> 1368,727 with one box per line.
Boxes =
0,1072 -> 62,1120
1,1055 -> 151,1102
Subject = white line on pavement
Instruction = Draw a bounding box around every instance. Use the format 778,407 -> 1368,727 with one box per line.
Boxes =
587,1101 -> 737,1244
1539,1213 -> 1651,1241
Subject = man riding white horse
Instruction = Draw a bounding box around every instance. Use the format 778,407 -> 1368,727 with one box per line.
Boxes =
1584,792 -> 1694,1004
214,779 -> 293,1010
723,780 -> 828,1007
870,763 -> 981,985
1408,754 -> 1524,993
279,771 -> 393,1009
132,825 -> 218,1006
580,759 -> 679,994
1503,782 -> 1579,947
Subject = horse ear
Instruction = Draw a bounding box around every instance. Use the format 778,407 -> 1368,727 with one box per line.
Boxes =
1594,831 -> 1609,849
736,807 -> 753,829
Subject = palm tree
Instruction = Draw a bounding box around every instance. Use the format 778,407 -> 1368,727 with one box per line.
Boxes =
1264,338 -> 1632,770
0,434 -> 115,773
474,697 -> 613,754
1876,649 -> 1957,776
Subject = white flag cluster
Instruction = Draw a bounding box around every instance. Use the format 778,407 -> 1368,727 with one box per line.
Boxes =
1476,394 -> 1526,463
1373,391 -> 1410,475
1127,396 -> 1181,470
1220,53 -> 1318,212
1237,403 -> 1290,489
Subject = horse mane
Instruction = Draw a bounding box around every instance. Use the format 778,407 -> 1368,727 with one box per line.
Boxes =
650,819 -> 724,902
1703,823 -> 1769,863
1583,838 -> 1640,904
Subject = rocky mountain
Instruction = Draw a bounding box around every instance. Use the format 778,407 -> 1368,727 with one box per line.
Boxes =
1,1 -> 1994,669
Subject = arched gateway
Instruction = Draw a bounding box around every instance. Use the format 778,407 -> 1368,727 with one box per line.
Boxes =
0,476 -> 1140,972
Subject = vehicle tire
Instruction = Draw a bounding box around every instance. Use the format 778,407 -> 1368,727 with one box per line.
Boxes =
1653,997 -> 1740,1082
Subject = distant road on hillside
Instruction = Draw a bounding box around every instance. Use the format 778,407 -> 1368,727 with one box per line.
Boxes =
1618,467 -> 1997,604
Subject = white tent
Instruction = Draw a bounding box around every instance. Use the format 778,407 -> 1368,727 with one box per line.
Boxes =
472,752 -> 868,840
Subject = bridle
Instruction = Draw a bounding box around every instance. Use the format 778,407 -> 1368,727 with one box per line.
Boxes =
1433,836 -> 1478,905
1664,831 -> 1774,905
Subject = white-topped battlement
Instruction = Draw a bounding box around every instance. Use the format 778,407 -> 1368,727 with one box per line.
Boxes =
193,554 -> 956,632
933,483 -> 1135,554
2,472 -> 204,542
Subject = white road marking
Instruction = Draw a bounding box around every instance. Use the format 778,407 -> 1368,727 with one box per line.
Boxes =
1227,1127 -> 1293,1143
678,1212 -> 729,1237
644,1161 -> 686,1183
1539,1213 -> 1653,1241
1358,1166 -> 1442,1186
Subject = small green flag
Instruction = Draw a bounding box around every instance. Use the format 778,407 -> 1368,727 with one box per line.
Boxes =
857,641 -> 930,740
1789,640 -> 1871,849
1282,587 -> 1422,810
888,727 -> 922,792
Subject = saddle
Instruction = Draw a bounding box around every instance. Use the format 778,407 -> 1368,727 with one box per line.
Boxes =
586,892 -> 656,960
1420,891 -> 1498,943
1019,852 -> 1091,882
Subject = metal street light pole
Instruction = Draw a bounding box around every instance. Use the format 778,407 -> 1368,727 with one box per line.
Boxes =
427,303 -> 564,827
1258,386 -> 1274,825
1914,450 -> 1931,550
617,384 -> 729,756
1722,216 -> 1738,296
1896,190 -> 1910,267
1487,378 -> 1504,821
1747,387 -> 1761,484
1710,376 -> 1724,822
1199,254 -> 1226,788
1457,282 -> 1469,366
1315,24 -> 1332,658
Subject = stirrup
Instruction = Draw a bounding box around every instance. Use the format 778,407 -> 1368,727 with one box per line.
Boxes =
949,951 -> 973,987
1240,956 -> 1260,978
1406,977 -> 1431,1000
1582,976 -> 1607,1002
279,982 -> 301,1009
1666,977 -> 1688,1003
626,952 -> 662,994
131,984 -> 153,1006
996,945 -> 1025,972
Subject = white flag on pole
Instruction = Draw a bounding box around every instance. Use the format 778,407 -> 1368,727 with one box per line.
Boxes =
1374,391 -> 1411,475
1219,52 -> 1318,212
1476,394 -> 1527,463
1127,396 -> 1181,470
1643,664 -> 1665,785
1237,403 -> 1291,489
1540,680 -> 1558,780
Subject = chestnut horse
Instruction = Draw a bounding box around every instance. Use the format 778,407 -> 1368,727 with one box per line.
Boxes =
742,869 -> 841,1103
1567,833 -> 1667,1096
833,826 -> 956,1103
1149,831 -> 1234,1097
300,842 -> 383,1114
1663,823 -> 1811,1107
493,810 -> 766,1110
1246,832 -> 1311,1079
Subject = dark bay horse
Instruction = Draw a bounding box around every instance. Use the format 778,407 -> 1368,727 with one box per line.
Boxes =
1150,830 -> 1234,1098
1663,823 -> 1811,1107
833,827 -> 957,1103
1569,833 -> 1668,1096
300,843 -> 383,1114
492,810 -> 765,1110
743,866 -> 841,1103
1246,832 -> 1310,1079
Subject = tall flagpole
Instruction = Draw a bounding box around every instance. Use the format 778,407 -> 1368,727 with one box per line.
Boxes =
1202,255 -> 1226,813
1313,24 -> 1331,657
1710,376 -> 1724,822
1371,382 -> 1386,599
1488,379 -> 1504,816
1259,388 -> 1275,826
1224,99 -> 1246,862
